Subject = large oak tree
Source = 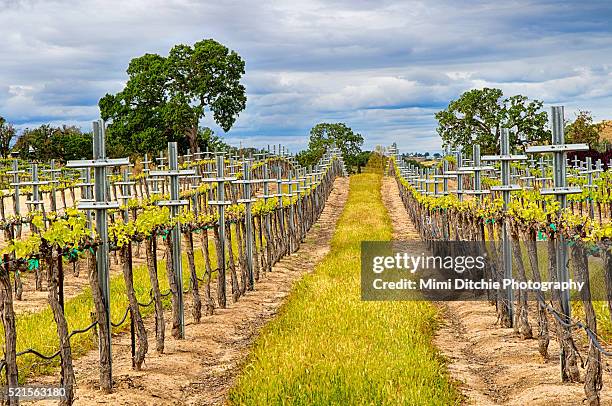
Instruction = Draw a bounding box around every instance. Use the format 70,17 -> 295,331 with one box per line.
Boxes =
435,88 -> 549,154
99,39 -> 246,156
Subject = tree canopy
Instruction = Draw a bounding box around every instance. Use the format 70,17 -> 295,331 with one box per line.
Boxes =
100,39 -> 247,156
435,88 -> 549,154
13,125 -> 92,162
0,116 -> 16,158
565,110 -> 600,148
297,123 -> 364,171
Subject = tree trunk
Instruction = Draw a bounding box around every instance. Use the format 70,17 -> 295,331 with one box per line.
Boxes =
213,225 -> 226,308
61,189 -> 67,211
200,230 -> 215,316
235,219 -> 247,295
13,265 -> 22,301
263,213 -> 273,273
252,217 -> 261,283
226,223 -> 241,303
525,229 -> 549,358
186,125 -> 198,153
485,223 -> 499,305
145,236 -> 164,353
548,237 -> 580,382
0,256 -> 19,406
120,243 -> 147,370
87,248 -> 112,393
510,223 -> 532,339
164,236 -> 181,339
496,221 -> 512,327
571,243 -> 601,406
184,231 -> 201,323
69,187 -> 76,209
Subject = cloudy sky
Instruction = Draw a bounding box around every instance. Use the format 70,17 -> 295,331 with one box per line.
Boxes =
1,0 -> 611,152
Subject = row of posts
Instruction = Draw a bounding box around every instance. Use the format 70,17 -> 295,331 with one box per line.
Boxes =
391,106 -> 589,380
59,121 -> 343,389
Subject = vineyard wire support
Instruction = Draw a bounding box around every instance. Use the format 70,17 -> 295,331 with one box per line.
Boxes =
7,159 -> 25,234
42,159 -> 61,213
66,119 -> 129,389
150,142 -> 195,339
526,105 -> 589,380
482,128 -> 528,328
262,162 -> 273,271
208,152 -> 236,308
21,163 -> 48,220
236,159 -> 256,290
582,157 -> 601,221
286,170 -> 297,252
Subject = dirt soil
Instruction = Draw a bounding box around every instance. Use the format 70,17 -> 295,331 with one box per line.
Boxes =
381,176 -> 612,406
31,177 -> 350,405
13,244 -> 153,315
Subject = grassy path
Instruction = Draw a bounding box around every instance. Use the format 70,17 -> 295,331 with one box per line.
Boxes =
229,173 -> 459,405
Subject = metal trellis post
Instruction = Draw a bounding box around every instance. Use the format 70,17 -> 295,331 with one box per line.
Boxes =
150,142 -> 195,338
208,153 -> 236,307
236,159 -> 256,289
525,106 -> 589,380
483,128 -> 527,327
66,120 -> 129,388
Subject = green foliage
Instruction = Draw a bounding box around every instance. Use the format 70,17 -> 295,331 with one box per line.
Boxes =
363,152 -> 384,174
100,39 -> 247,156
351,150 -> 372,173
435,88 -> 549,154
196,127 -> 232,152
0,116 -> 16,158
297,123 -> 364,172
296,148 -> 321,168
566,110 -> 600,148
12,125 -> 92,162
3,209 -> 90,259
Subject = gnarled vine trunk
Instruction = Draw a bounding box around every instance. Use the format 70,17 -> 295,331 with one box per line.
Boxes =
571,243 -> 602,405
200,230 -> 215,316
145,236 -> 165,353
524,229 -> 549,358
87,248 -> 111,393
164,236 -> 181,339
120,243 -> 148,370
0,256 -> 19,406
184,230 -> 202,323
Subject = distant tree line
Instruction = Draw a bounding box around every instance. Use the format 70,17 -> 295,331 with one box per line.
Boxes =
0,117 -> 236,162
13,124 -> 92,161
0,119 -> 93,162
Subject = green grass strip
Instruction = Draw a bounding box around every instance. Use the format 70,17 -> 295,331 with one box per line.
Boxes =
228,173 -> 460,405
